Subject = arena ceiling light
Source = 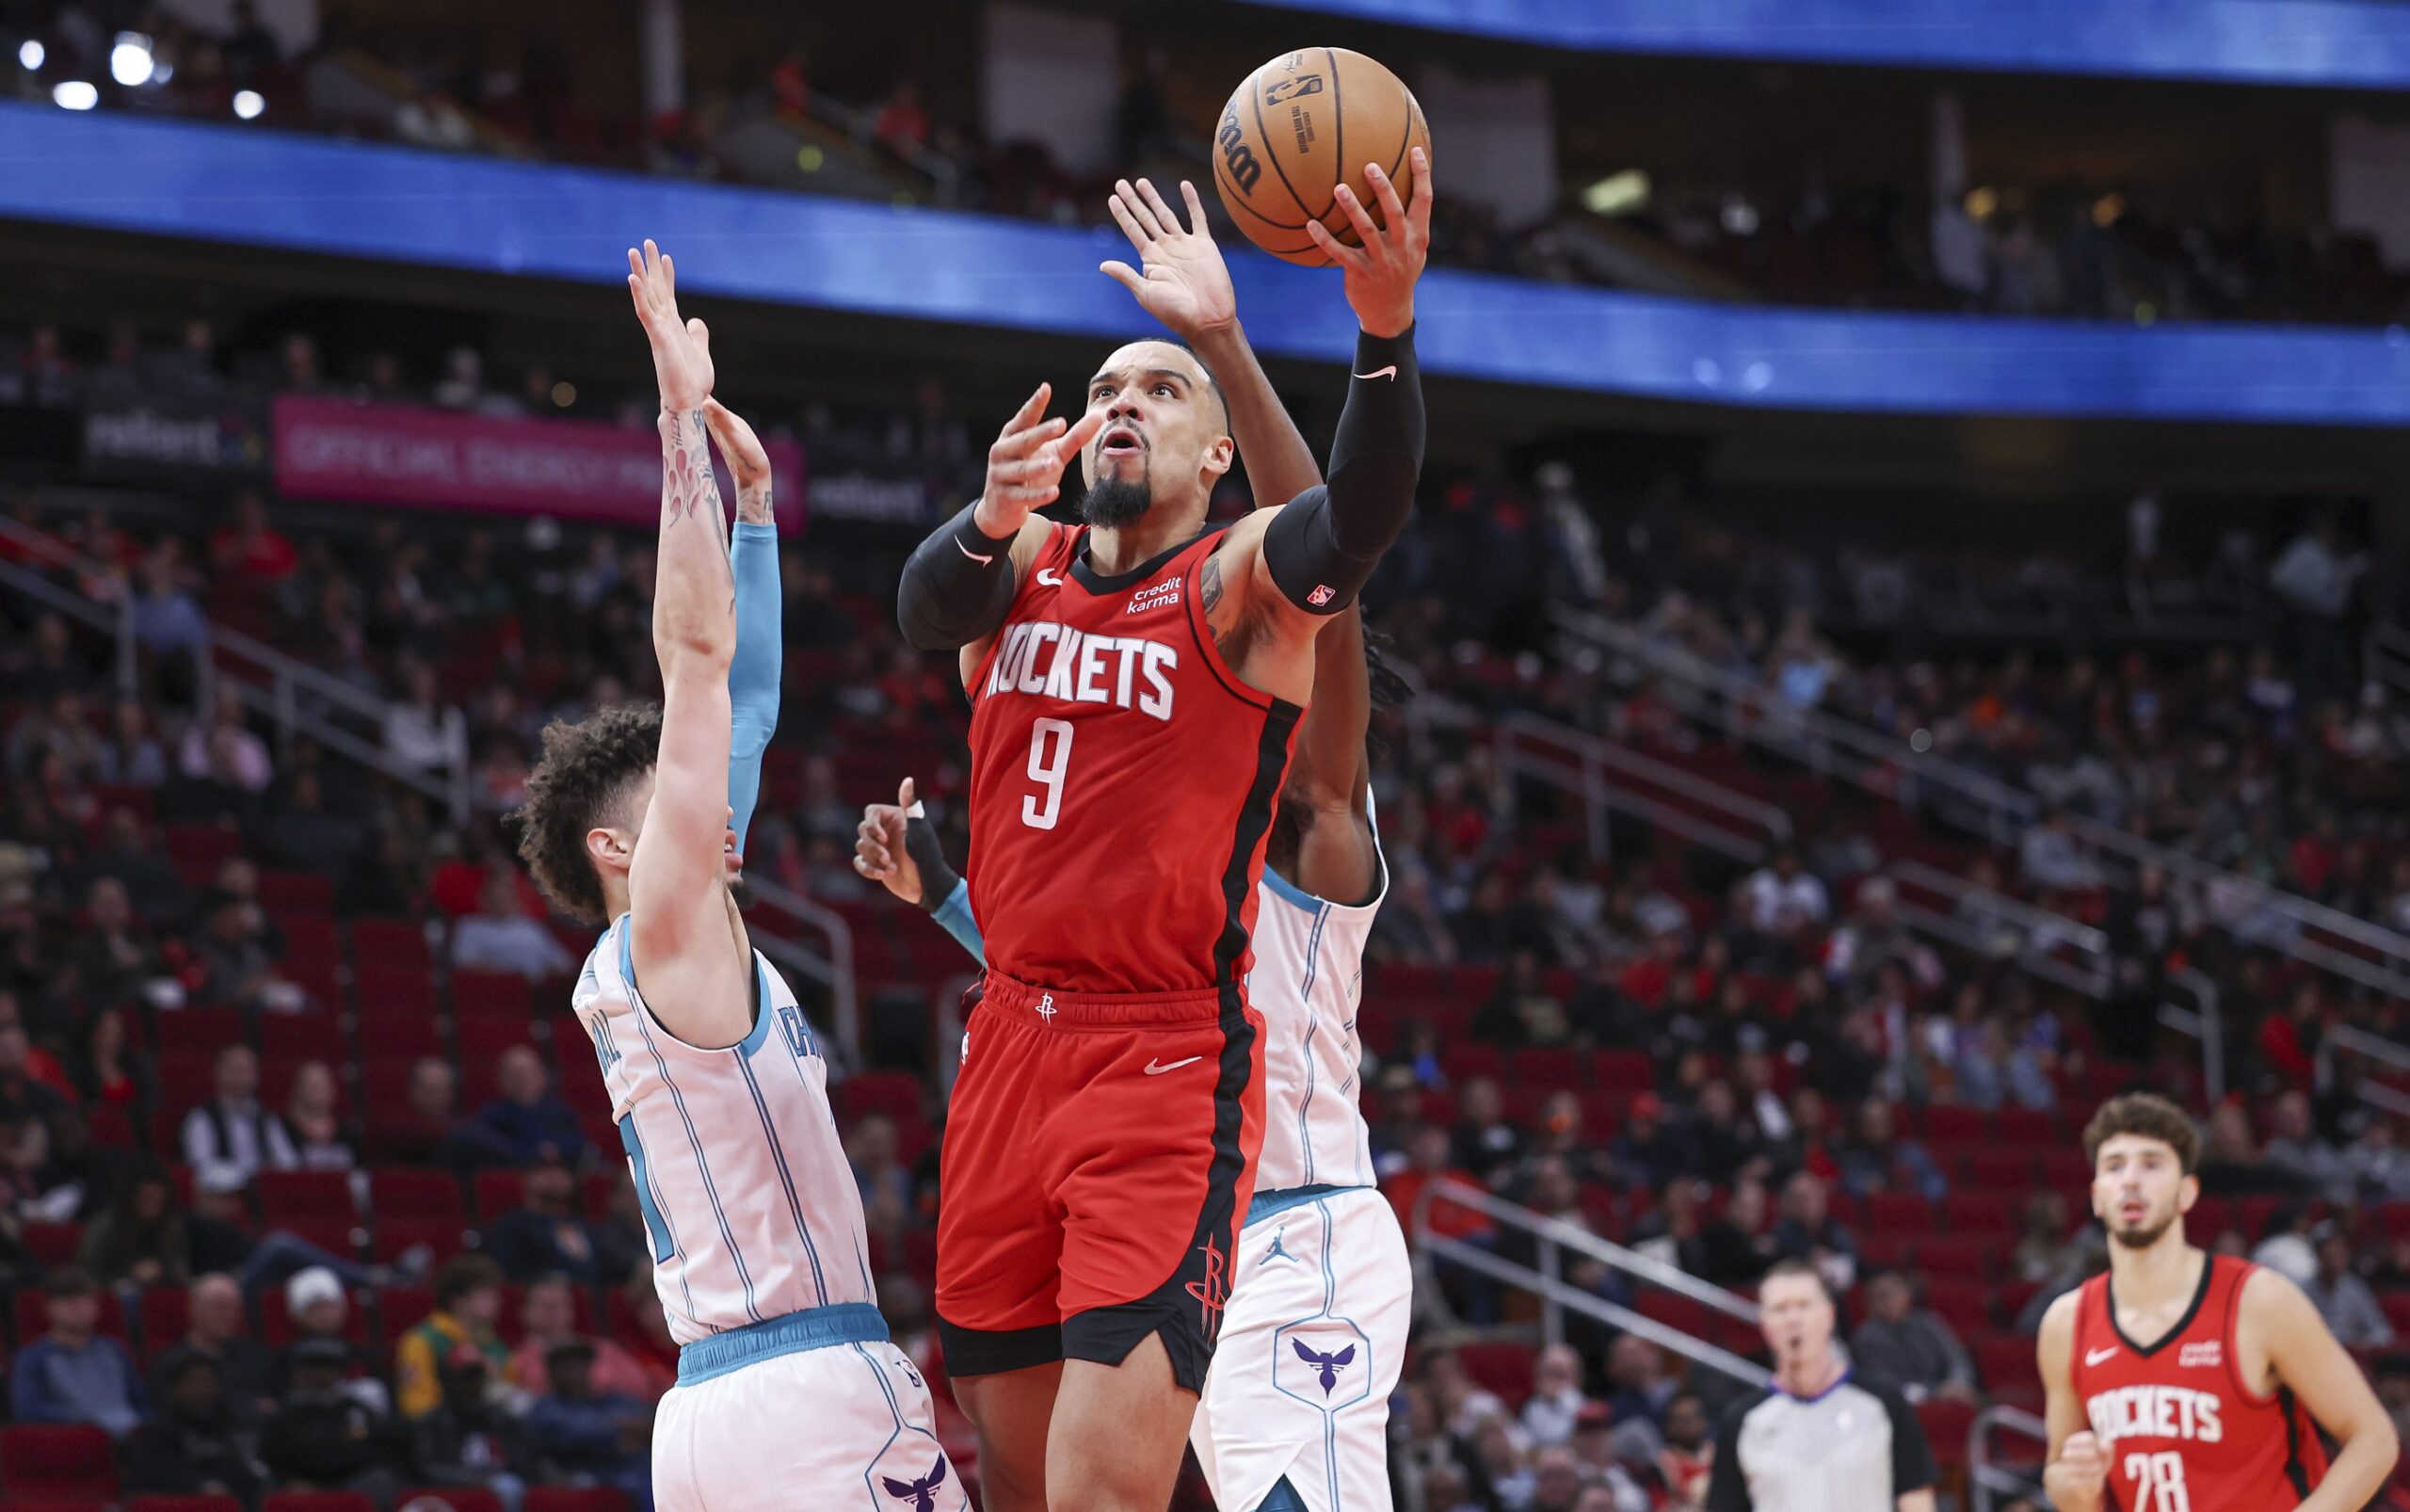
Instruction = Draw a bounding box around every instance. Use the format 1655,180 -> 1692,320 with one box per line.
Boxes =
16,40 -> 42,71
109,32 -> 155,87
51,79 -> 96,109
1581,169 -> 1650,217
233,89 -> 265,120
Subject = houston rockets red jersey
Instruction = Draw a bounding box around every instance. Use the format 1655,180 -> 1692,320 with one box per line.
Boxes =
964,523 -> 1301,994
2070,1254 -> 2327,1511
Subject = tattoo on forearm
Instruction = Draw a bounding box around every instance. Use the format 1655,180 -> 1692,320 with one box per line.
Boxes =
737,483 -> 774,525
663,410 -> 724,525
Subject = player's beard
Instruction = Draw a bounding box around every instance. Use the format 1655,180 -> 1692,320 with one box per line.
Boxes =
2109,1205 -> 2178,1250
1081,475 -> 1152,527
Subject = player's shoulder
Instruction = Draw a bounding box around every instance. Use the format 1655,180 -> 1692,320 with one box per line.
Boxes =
2234,1255 -> 2313,1321
2036,1284 -> 2087,1364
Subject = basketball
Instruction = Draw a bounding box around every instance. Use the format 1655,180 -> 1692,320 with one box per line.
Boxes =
1213,48 -> 1431,266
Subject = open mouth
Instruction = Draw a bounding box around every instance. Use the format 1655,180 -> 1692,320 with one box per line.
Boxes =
1100,425 -> 1144,459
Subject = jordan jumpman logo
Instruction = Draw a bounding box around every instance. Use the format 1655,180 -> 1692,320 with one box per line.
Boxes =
1261,1226 -> 1297,1265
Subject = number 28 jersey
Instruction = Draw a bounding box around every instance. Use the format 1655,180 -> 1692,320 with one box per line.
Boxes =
964,523 -> 1300,995
2070,1254 -> 2327,1511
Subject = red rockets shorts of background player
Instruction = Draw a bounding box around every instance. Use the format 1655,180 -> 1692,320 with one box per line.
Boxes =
935,970 -> 1266,1393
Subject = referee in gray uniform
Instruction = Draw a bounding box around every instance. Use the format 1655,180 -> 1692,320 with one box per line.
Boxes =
1708,1260 -> 1938,1512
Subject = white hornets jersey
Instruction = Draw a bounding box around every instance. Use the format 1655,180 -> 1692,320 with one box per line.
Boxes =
573,915 -> 876,1343
1245,801 -> 1386,1192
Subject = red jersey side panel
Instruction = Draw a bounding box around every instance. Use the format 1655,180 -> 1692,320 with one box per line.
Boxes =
964,523 -> 1301,994
2070,1255 -> 2327,1511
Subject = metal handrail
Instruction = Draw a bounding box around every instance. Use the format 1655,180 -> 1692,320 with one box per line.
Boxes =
2366,620 -> 2410,705
1884,858 -> 2113,999
741,876 -> 860,1063
1495,711 -> 1789,861
1415,1177 -> 1761,1322
1968,1404 -> 2050,1512
2160,967 -> 2227,1104
1556,603 -> 2410,1003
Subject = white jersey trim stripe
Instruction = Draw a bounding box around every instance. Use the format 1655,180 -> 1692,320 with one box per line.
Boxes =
734,1046 -> 830,1307
1295,901 -> 1329,1187
619,924 -> 767,1327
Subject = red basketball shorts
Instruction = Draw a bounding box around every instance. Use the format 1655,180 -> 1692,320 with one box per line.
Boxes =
934,971 -> 1265,1393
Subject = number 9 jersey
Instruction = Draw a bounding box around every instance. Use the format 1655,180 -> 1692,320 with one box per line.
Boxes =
963,522 -> 1301,995
2070,1254 -> 2328,1511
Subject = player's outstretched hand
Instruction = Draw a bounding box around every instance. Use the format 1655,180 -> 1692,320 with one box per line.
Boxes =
627,238 -> 714,413
1307,145 -> 1432,340
973,385 -> 1107,538
1101,178 -> 1237,342
702,398 -> 774,525
854,778 -> 923,906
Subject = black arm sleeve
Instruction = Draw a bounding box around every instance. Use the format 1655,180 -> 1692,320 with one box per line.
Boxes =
896,503 -> 1020,650
1261,326 -> 1424,615
1704,1393 -> 1759,1512
1879,1384 -> 1938,1494
902,812 -> 962,916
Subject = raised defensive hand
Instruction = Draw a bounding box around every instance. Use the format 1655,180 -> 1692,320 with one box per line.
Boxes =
702,398 -> 774,525
627,238 -> 714,413
1306,145 -> 1433,339
1101,178 -> 1239,342
972,384 -> 1107,538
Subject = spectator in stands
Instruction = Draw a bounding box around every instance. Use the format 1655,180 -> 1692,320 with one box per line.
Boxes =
847,1113 -> 914,1250
1690,1078 -> 1766,1186
68,883 -> 169,1015
175,684 -> 274,797
412,1343 -> 534,1505
2258,983 -> 2326,1093
369,1055 -> 489,1168
1519,1342 -> 1596,1448
1736,845 -> 1828,953
1654,1390 -> 1715,1509
2198,1101 -> 2299,1197
483,1155 -> 608,1284
1772,1171 -> 1858,1295
117,1352 -> 267,1503
2019,807 -> 2100,891
2264,1089 -> 2350,1200
385,653 -> 471,780
1833,1095 -> 1946,1202
2307,1231 -> 2396,1349
1602,1333 -> 1679,1430
452,867 -> 574,979
395,1254 -> 510,1420
1697,1176 -> 1778,1288
262,1334 -> 410,1505
78,1166 -> 188,1289
182,1043 -> 298,1192
189,882 -> 299,1013
873,78 -> 930,153
96,700 -> 169,788
154,1271 -> 278,1424
282,1059 -> 354,1170
2269,515 -> 2366,699
522,1337 -> 653,1506
0,1015 -> 72,1127
2344,1118 -> 2410,1202
2010,1192 -> 2081,1285
208,491 -> 297,584
1611,1094 -> 1696,1192
272,1266 -> 385,1407
129,540 -> 210,676
1452,1076 -> 1526,1186
507,1273 -> 668,1402
10,1266 -> 144,1435
476,1045 -> 590,1167
79,806 -> 185,923
1850,1269 -> 1978,1404
337,824 -> 426,917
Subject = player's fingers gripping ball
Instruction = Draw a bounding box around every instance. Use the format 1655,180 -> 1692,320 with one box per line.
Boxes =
1214,47 -> 1431,266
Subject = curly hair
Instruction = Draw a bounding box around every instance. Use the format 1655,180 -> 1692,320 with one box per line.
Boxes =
511,702 -> 664,925
2082,1092 -> 2201,1175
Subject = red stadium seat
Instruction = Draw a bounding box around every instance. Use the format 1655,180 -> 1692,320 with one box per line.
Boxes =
370,1167 -> 468,1224
1863,1191 -> 1932,1234
1917,1397 -> 1977,1468
1973,1331 -> 2037,1395
1941,1193 -> 2016,1237
22,1221 -> 83,1266
128,1497 -> 248,1512
349,917 -> 432,967
260,1169 -> 357,1224
474,1169 -> 528,1222
1920,1279 -> 1994,1337
524,1489 -> 633,1512
258,869 -> 335,913
1913,1235 -> 1995,1281
1452,1340 -> 1536,1409
394,1488 -> 506,1512
0,1423 -> 117,1496
376,1286 -> 437,1343
1995,1106 -> 2057,1145
153,1007 -> 249,1057
262,1495 -> 378,1512
1590,1050 -> 1656,1093
454,970 -> 533,1018
1960,1149 -> 2036,1192
1921,1105 -> 1989,1146
139,1286 -> 192,1359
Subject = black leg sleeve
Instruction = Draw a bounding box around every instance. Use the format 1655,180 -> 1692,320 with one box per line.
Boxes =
896,503 -> 1020,650
1262,326 -> 1424,614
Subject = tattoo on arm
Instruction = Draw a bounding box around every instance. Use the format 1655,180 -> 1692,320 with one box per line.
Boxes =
1200,555 -> 1224,616
661,410 -> 734,586
736,480 -> 775,526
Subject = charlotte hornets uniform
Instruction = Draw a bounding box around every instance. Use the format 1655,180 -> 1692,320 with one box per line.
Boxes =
1189,813 -> 1410,1512
575,916 -> 965,1511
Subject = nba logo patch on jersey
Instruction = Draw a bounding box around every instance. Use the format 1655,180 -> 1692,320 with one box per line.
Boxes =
2180,1341 -> 2223,1369
1308,584 -> 1335,606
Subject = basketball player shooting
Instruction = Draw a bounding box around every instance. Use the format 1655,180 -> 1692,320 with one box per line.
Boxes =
2039,1093 -> 2396,1511
512,241 -> 961,1510
894,150 -> 1430,1512
862,174 -> 1412,1512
